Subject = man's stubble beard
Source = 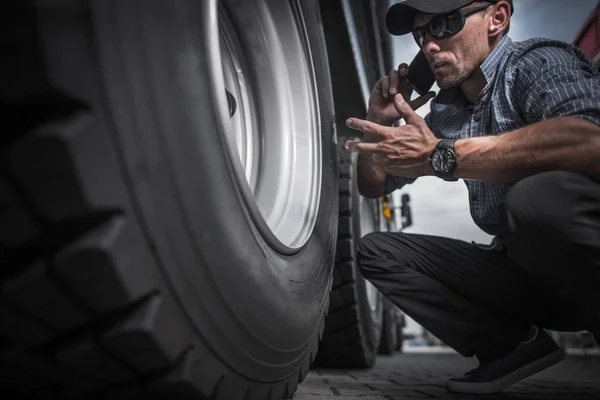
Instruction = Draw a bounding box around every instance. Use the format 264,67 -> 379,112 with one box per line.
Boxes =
435,41 -> 481,90
436,61 -> 476,90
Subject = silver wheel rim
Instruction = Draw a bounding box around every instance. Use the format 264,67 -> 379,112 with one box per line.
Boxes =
360,196 -> 379,312
207,0 -> 322,251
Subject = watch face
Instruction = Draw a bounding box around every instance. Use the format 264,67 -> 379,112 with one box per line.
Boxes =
432,149 -> 456,172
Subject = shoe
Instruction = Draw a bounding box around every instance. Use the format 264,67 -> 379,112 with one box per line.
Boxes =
446,327 -> 565,395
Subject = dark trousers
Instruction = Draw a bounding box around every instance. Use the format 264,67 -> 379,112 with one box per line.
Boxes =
357,171 -> 600,362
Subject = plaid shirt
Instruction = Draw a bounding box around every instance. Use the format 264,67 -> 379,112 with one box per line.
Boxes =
385,35 -> 600,238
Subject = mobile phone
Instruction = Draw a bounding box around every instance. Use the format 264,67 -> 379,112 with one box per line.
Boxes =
406,51 -> 435,96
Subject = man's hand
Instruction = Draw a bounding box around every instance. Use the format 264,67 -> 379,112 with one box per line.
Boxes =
346,94 -> 441,178
367,63 -> 436,127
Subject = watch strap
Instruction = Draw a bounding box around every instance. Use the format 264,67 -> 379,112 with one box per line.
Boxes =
436,138 -> 455,152
432,139 -> 458,181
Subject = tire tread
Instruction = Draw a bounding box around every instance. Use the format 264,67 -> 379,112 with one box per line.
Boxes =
0,2 -> 332,399
314,147 -> 380,368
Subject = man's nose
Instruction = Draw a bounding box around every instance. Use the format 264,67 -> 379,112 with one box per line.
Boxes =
422,36 -> 440,56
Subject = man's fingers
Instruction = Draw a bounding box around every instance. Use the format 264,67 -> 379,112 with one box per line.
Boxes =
345,141 -> 386,164
397,64 -> 409,89
388,63 -> 409,99
409,91 -> 436,111
396,63 -> 413,101
393,94 -> 421,125
344,140 -> 379,154
346,118 -> 388,138
381,76 -> 390,99
388,70 -> 399,97
397,63 -> 409,76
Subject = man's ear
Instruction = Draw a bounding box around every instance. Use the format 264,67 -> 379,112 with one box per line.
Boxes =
488,1 -> 510,38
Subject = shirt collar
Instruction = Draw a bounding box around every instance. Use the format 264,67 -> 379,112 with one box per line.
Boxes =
480,35 -> 512,84
432,35 -> 513,108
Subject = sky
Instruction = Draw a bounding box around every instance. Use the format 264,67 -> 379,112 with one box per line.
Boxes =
389,0 -> 598,246
386,0 -> 598,335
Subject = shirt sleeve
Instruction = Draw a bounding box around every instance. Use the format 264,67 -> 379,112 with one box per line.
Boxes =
383,175 -> 417,195
513,44 -> 600,126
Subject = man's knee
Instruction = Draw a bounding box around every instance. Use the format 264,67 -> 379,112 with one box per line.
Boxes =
356,232 -> 387,262
356,231 -> 406,278
500,171 -> 600,268
501,171 -> 596,239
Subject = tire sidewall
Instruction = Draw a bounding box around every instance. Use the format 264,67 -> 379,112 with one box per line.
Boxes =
91,0 -> 337,381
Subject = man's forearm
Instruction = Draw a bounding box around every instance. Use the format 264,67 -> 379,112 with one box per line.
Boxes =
454,117 -> 600,182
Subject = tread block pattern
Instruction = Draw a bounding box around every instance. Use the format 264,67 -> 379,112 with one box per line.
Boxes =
339,195 -> 352,214
0,302 -> 54,347
336,261 -> 354,283
338,215 -> 352,237
0,177 -> 39,247
55,216 -> 159,314
8,111 -> 93,224
57,337 -> 135,384
206,371 -> 255,400
3,261 -> 89,332
336,238 -> 354,262
104,384 -> 146,400
328,287 -> 344,310
338,281 -> 358,304
332,268 -> 342,291
1,348 -> 98,391
0,363 -> 40,394
149,344 -> 217,399
1,4 -> 334,398
339,178 -> 352,195
103,294 -> 192,373
314,148 -> 379,368
321,332 -> 361,349
298,357 -> 310,384
149,340 -> 297,400
324,303 -> 359,331
150,348 -> 196,397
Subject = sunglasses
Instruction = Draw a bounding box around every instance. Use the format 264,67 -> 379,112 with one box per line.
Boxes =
412,2 -> 492,48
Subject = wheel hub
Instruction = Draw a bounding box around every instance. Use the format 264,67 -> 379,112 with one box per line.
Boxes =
216,0 -> 322,251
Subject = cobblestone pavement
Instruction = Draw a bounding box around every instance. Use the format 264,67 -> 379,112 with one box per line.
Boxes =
292,350 -> 600,400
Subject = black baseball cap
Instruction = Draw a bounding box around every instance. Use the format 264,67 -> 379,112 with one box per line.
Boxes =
386,0 -> 514,36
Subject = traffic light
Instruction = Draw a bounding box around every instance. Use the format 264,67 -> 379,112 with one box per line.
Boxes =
401,194 -> 412,229
382,195 -> 393,221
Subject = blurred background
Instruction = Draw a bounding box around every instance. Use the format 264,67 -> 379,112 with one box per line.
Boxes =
387,0 -> 600,353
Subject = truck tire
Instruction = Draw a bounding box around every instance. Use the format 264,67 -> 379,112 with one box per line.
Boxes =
0,1 -> 337,399
378,298 -> 399,355
314,149 -> 383,368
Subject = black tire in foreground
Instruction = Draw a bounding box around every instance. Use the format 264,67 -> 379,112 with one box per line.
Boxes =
313,148 -> 383,368
0,1 -> 338,399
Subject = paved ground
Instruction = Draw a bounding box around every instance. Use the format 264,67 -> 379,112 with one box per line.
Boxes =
293,349 -> 600,400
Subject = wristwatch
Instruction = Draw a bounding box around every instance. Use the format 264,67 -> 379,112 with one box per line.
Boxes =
428,139 -> 458,181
